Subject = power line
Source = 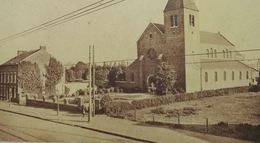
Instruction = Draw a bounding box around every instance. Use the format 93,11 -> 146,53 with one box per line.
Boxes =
0,0 -> 105,43
0,0 -> 126,44
37,0 -> 126,34
91,48 -> 260,65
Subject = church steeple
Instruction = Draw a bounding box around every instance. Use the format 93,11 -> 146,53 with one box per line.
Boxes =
164,0 -> 199,12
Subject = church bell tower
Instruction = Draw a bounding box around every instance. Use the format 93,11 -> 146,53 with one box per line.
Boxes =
163,0 -> 200,91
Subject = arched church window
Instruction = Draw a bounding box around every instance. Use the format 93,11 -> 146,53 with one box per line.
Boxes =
210,48 -> 213,58
214,49 -> 217,58
170,15 -> 178,27
206,49 -> 210,58
232,71 -> 235,80
189,15 -> 192,26
239,71 -> 242,80
226,49 -> 229,58
215,72 -> 218,82
191,15 -> 195,26
224,71 -> 227,81
246,71 -> 249,80
205,72 -> 208,82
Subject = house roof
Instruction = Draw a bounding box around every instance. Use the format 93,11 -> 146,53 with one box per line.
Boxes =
164,0 -> 199,12
200,31 -> 235,47
2,49 -> 40,65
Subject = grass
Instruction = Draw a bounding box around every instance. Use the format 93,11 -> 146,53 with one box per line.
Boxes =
128,92 -> 260,125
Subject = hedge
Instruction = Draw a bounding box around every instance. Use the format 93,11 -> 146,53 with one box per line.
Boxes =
107,86 -> 249,116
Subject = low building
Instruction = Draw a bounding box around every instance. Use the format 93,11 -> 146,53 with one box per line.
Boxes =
0,46 -> 52,102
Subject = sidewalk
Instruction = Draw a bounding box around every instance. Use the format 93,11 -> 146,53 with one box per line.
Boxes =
0,102 -> 252,143
0,102 -> 210,143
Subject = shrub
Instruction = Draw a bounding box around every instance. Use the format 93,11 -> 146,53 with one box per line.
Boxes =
100,94 -> 112,113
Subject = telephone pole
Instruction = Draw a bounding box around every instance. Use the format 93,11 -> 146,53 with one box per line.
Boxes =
88,45 -> 92,122
92,45 -> 96,117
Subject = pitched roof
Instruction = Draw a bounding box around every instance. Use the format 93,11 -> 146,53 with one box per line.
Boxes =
164,0 -> 199,12
200,31 -> 235,47
152,23 -> 165,34
3,49 -> 40,65
200,59 -> 257,71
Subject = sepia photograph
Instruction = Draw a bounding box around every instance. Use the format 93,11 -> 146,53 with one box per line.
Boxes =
0,0 -> 260,142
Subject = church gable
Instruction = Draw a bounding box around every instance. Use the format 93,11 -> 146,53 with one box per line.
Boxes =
137,23 -> 166,57
137,23 -> 164,43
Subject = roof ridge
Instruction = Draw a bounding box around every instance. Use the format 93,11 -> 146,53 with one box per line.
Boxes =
151,23 -> 165,34
2,48 -> 40,65
218,32 -> 235,46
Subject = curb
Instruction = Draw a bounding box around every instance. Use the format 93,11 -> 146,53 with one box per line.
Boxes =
0,108 -> 156,143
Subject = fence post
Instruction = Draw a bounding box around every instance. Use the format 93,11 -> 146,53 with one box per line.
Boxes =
134,107 -> 137,121
177,112 -> 180,125
206,118 -> 209,133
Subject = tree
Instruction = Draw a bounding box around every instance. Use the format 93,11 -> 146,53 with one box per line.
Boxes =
153,65 -> 177,95
65,86 -> 70,96
107,67 -> 118,87
65,69 -> 76,82
95,66 -> 109,88
74,62 -> 88,80
45,57 -> 63,95
18,61 -> 43,95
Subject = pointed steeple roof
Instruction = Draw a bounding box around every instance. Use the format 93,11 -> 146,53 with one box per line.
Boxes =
164,0 -> 199,12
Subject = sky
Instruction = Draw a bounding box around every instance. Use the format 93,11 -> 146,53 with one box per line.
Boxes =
0,0 -> 260,65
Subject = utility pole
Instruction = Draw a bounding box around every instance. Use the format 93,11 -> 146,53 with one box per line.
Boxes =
88,45 -> 92,122
92,45 -> 96,117
57,89 -> 59,116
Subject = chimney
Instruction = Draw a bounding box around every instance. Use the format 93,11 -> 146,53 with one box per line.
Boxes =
40,46 -> 47,51
17,50 -> 27,56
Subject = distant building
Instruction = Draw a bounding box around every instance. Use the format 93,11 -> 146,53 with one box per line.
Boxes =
125,0 -> 258,92
0,46 -> 52,101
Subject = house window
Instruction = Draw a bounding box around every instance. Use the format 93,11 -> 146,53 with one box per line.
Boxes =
206,49 -> 210,58
0,74 -> 2,83
13,73 -> 17,83
10,73 -> 13,83
224,71 -> 227,81
246,71 -> 249,80
215,72 -> 218,82
131,73 -> 135,82
214,49 -> 217,58
230,51 -> 232,58
232,71 -> 235,80
205,72 -> 208,82
223,50 -> 226,58
239,71 -> 242,80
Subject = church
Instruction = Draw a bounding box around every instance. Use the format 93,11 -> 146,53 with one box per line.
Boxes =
124,0 -> 258,93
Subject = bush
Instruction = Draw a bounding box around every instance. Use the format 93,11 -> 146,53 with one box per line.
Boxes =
100,94 -> 112,113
